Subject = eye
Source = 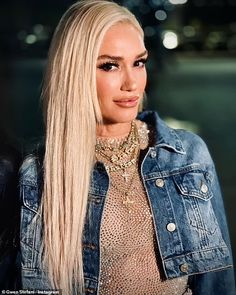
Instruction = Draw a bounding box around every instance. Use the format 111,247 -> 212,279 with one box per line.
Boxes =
134,58 -> 147,68
97,62 -> 119,72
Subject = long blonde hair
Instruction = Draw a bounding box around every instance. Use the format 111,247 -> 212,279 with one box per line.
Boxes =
42,1 -> 143,294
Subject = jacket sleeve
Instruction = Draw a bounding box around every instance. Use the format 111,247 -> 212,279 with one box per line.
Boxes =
188,143 -> 235,295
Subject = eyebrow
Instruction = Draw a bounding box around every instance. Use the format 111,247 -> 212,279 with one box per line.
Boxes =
97,50 -> 148,61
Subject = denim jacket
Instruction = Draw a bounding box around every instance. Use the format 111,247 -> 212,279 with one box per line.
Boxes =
18,111 -> 235,294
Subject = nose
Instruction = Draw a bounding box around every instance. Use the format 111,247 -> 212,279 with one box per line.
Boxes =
120,69 -> 137,92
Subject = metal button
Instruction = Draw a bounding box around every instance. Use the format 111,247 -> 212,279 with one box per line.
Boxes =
155,178 -> 165,188
85,288 -> 95,294
200,183 -> 208,193
150,150 -> 157,158
166,223 -> 176,232
180,263 -> 189,273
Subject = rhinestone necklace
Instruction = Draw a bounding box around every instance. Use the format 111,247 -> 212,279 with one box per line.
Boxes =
95,120 -> 139,173
96,120 -> 138,152
95,121 -> 141,212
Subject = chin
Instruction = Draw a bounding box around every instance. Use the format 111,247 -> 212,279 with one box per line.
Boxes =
104,110 -> 138,124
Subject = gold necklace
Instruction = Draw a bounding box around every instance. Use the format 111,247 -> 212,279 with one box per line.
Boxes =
98,145 -> 139,173
96,120 -> 138,152
95,120 -> 139,173
95,121 -> 141,213
110,158 -> 139,213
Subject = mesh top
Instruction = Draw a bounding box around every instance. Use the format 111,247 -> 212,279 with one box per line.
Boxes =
96,121 -> 191,295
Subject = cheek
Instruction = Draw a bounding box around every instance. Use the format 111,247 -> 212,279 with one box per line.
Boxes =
138,70 -> 147,91
96,78 -> 106,99
96,74 -> 119,99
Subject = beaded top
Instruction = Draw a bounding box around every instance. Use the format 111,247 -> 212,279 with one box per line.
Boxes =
96,121 -> 191,295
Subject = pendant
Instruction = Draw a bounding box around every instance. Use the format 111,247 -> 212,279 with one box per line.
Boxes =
111,154 -> 119,163
123,193 -> 134,213
122,169 -> 130,182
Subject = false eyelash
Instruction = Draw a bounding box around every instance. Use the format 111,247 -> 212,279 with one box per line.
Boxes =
97,58 -> 148,71
97,62 -> 118,71
135,58 -> 148,65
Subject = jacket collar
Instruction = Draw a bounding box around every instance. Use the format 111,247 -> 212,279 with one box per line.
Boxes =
137,111 -> 186,154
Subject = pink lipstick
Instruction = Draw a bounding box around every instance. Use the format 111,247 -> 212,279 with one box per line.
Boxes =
113,96 -> 139,108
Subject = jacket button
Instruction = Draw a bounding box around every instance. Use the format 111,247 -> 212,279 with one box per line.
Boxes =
150,150 -> 157,158
180,263 -> 189,273
166,223 -> 176,232
200,183 -> 208,193
85,288 -> 95,294
155,178 -> 165,188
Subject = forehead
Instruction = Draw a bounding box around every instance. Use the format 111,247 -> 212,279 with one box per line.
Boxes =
99,22 -> 145,55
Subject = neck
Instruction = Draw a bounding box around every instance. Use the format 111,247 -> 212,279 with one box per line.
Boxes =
96,121 -> 133,138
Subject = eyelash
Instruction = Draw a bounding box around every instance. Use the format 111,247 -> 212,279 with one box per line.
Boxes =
134,58 -> 148,68
97,58 -> 147,72
98,62 -> 119,72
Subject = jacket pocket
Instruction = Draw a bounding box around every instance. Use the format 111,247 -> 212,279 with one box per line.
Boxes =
173,170 -> 226,249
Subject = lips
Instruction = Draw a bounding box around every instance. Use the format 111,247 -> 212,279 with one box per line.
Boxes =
113,96 -> 139,108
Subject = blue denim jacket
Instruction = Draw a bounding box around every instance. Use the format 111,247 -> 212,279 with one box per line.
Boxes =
18,111 -> 235,294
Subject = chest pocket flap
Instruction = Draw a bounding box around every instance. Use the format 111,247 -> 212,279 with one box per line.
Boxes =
173,170 -> 213,201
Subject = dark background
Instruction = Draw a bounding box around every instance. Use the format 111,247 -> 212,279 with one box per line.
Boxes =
0,0 -> 235,272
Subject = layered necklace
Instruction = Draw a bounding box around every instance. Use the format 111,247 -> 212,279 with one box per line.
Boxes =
95,121 -> 141,213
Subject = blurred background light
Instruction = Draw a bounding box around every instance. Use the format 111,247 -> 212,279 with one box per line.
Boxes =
162,31 -> 178,49
155,10 -> 167,21
25,34 -> 37,45
163,2 -> 175,11
151,0 -> 162,5
33,24 -> 44,35
183,26 -> 196,38
168,0 -> 188,5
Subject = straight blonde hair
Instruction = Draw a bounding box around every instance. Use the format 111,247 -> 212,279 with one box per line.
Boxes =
41,1 -> 143,294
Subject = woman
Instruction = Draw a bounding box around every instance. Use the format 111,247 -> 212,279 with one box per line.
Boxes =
18,1 -> 235,294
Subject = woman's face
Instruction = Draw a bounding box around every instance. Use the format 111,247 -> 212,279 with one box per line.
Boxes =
96,22 -> 147,124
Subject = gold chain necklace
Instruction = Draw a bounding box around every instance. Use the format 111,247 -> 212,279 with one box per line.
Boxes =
110,157 -> 140,213
96,120 -> 138,152
95,121 -> 141,213
98,145 -> 139,173
95,120 -> 139,173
